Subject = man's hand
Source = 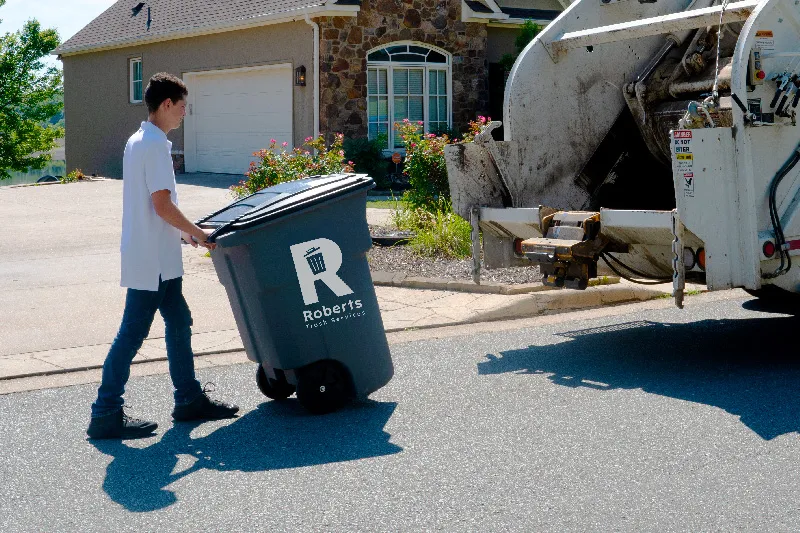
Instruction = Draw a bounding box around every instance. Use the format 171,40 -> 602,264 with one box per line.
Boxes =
199,228 -> 217,251
181,230 -> 216,251
152,190 -> 217,251
181,231 -> 198,247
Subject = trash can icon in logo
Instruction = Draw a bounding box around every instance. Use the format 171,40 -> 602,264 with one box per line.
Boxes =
304,247 -> 326,274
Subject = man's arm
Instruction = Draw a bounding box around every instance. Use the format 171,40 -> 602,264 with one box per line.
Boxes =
151,190 -> 216,249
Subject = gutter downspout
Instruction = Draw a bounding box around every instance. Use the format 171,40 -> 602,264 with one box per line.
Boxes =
304,10 -> 320,138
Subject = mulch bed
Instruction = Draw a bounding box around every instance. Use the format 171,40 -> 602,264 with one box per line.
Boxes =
367,225 -> 542,284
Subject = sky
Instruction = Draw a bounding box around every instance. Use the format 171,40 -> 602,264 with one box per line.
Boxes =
0,0 -> 117,67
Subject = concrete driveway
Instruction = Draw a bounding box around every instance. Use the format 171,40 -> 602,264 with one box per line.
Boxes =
0,174 -> 242,357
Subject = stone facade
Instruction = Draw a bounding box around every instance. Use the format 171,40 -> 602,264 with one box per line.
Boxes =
316,0 -> 489,141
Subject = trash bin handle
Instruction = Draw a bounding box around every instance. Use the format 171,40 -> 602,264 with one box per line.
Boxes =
205,225 -> 226,244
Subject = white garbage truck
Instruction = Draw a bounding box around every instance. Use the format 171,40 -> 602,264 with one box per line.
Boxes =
445,0 -> 800,307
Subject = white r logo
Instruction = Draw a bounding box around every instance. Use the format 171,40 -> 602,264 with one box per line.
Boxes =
290,238 -> 354,305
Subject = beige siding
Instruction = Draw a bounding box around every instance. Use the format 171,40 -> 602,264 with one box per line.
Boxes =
62,21 -> 314,178
486,27 -> 519,64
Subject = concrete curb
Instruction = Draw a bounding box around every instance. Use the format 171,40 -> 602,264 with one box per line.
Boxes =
371,270 -> 621,295
0,280 -> 705,385
382,281 -> 704,332
0,347 -> 246,382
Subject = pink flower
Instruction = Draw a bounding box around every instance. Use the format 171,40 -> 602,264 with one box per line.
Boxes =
348,160 -> 354,165
417,121 -> 424,126
270,139 -> 277,144
410,142 -> 417,148
305,136 -> 313,142
282,142 -> 288,147
338,150 -> 345,157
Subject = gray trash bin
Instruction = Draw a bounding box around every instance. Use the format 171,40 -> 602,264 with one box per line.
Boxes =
197,173 -> 393,414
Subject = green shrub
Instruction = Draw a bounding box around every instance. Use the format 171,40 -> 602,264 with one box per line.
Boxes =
391,202 -> 428,231
394,120 -> 451,211
394,117 -> 489,211
500,20 -> 543,73
60,168 -> 85,183
410,210 -> 472,258
343,134 -> 391,189
392,200 -> 472,259
388,118 -> 491,258
429,124 -> 464,141
499,53 -> 516,73
230,134 -> 353,198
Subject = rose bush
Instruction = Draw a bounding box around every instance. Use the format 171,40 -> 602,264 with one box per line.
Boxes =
230,133 -> 353,198
392,117 -> 489,258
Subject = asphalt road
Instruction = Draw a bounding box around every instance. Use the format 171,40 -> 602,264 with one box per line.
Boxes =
3,293 -> 800,531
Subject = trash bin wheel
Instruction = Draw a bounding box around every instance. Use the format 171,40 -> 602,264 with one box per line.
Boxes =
256,365 -> 295,400
296,360 -> 353,414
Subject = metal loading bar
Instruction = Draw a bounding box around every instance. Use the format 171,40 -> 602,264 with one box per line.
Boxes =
548,0 -> 759,55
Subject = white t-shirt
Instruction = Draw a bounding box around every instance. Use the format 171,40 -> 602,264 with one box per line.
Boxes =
120,121 -> 183,291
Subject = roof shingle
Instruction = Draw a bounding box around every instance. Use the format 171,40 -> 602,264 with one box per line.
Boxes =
56,0 -> 338,55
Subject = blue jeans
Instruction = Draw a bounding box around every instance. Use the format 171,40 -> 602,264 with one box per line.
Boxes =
91,277 -> 203,417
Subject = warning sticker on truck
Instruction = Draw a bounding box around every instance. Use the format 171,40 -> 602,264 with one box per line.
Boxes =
674,130 -> 693,156
683,172 -> 695,197
755,30 -> 775,53
673,133 -> 695,198
672,131 -> 694,197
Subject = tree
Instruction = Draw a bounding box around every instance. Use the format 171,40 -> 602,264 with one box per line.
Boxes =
499,20 -> 543,73
0,0 -> 63,180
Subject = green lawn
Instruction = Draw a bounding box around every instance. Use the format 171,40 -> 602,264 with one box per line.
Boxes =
367,199 -> 407,209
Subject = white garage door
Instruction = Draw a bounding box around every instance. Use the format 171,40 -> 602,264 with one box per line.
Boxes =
184,64 -> 293,174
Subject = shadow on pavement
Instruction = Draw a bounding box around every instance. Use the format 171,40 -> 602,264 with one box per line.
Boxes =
90,399 -> 400,512
478,303 -> 800,441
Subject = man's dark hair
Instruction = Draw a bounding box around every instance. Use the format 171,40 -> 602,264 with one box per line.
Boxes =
144,72 -> 188,113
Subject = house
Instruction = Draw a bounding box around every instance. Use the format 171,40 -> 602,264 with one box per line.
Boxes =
54,0 -> 561,178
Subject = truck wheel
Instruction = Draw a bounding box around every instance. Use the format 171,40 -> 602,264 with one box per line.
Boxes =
256,365 -> 295,400
296,360 -> 352,414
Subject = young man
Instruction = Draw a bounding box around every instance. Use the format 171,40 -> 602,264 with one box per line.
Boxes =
87,73 -> 239,440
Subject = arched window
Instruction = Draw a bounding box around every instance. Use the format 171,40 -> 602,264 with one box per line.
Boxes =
367,43 -> 451,150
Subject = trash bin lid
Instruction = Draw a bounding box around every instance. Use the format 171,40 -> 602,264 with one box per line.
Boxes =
197,173 -> 374,240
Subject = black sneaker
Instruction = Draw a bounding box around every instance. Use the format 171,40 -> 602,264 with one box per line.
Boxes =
87,409 -> 158,440
172,387 -> 239,422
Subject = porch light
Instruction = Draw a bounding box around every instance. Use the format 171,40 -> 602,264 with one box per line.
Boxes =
295,65 -> 306,86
